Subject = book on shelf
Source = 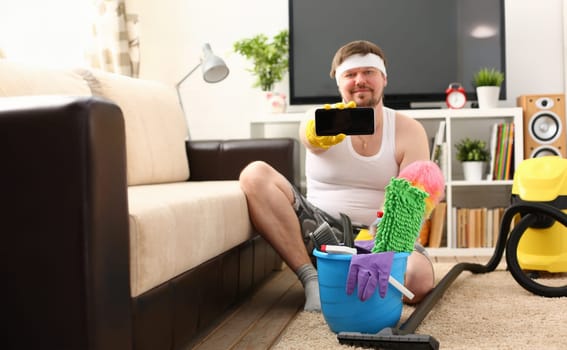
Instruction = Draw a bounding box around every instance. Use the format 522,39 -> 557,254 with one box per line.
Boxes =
454,206 -> 506,248
487,122 -> 499,180
504,123 -> 515,180
440,142 -> 448,180
486,208 -> 493,247
427,202 -> 447,248
430,121 -> 446,160
466,208 -> 477,247
451,206 -> 457,247
497,123 -> 508,180
418,218 -> 431,246
491,123 -> 503,180
490,122 -> 515,180
430,121 -> 448,181
492,207 -> 503,246
456,208 -> 466,248
482,208 -> 489,247
432,142 -> 449,181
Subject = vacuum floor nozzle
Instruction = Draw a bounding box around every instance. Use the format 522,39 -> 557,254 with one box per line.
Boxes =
338,327 -> 439,350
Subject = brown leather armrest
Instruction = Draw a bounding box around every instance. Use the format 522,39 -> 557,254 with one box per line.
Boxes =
186,138 -> 300,187
0,96 -> 131,349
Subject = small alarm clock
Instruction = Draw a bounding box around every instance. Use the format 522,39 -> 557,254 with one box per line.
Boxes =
445,83 -> 467,109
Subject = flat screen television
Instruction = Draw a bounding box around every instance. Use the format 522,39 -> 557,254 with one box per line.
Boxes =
288,0 -> 506,109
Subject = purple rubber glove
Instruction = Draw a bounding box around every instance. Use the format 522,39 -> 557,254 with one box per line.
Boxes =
346,252 -> 394,301
354,239 -> 375,254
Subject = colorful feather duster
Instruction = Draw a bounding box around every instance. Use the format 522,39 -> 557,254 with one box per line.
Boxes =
372,161 -> 445,253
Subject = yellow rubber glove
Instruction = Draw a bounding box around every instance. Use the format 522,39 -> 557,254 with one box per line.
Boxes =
305,119 -> 345,149
306,101 -> 356,149
323,101 -> 357,110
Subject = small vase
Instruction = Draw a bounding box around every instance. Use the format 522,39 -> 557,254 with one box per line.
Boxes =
462,161 -> 485,181
266,91 -> 287,114
476,86 -> 500,109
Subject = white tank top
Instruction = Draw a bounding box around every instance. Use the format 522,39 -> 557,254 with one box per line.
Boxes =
305,107 -> 399,226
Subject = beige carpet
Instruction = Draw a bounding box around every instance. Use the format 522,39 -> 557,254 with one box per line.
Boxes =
273,262 -> 567,349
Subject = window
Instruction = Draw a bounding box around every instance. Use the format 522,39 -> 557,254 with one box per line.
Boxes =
0,0 -> 93,68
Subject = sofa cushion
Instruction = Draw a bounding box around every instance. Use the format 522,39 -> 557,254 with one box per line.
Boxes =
76,68 -> 189,186
127,180 -> 253,296
0,59 -> 91,97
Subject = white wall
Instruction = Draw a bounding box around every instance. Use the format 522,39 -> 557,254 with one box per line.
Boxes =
129,0 -> 565,140
504,0 -> 564,102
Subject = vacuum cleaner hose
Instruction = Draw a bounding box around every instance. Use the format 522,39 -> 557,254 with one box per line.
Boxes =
401,201 -> 567,333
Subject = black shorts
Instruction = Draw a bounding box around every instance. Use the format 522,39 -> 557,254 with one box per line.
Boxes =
290,185 -> 344,248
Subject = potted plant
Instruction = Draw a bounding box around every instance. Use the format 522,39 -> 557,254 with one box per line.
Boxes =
455,137 -> 490,181
233,30 -> 289,113
233,29 -> 288,92
473,67 -> 504,109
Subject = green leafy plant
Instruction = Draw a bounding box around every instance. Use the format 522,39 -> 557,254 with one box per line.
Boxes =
233,30 -> 289,91
473,67 -> 504,87
455,138 -> 490,162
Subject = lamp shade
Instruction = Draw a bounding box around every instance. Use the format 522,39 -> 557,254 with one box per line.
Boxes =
176,43 -> 229,89
201,43 -> 229,83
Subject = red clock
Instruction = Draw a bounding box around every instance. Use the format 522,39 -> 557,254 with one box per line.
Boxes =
445,83 -> 467,109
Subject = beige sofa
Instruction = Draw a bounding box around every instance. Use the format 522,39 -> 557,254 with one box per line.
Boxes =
0,60 -> 299,349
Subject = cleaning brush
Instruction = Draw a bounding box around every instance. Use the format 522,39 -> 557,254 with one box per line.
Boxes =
309,222 -> 340,250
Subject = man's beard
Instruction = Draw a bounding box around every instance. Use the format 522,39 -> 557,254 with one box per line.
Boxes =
352,91 -> 382,107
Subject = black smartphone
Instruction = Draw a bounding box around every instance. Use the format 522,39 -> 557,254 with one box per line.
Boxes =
315,107 -> 375,135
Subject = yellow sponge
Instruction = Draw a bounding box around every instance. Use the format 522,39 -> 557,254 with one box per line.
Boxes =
355,228 -> 373,241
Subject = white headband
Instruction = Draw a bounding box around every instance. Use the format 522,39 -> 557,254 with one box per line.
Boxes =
335,53 -> 387,85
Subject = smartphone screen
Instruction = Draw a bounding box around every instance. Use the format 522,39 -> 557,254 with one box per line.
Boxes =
315,107 -> 375,135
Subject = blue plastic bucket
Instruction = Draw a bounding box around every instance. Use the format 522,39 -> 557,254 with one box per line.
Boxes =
314,249 -> 409,334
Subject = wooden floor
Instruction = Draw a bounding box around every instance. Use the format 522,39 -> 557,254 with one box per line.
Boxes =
188,265 -> 304,350
188,255 -> 492,350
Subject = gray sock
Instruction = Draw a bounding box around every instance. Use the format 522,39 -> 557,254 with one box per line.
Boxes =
296,264 -> 321,312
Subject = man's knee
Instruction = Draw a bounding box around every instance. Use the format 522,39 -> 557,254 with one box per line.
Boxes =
403,251 -> 434,304
240,161 -> 270,191
240,160 -> 269,180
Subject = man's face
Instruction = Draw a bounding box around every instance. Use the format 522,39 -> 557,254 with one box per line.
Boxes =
337,67 -> 387,107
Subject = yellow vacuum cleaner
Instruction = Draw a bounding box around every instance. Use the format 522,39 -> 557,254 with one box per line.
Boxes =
511,156 -> 567,273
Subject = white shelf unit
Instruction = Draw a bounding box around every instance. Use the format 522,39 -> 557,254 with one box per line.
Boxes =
402,107 -> 523,250
250,107 -> 524,253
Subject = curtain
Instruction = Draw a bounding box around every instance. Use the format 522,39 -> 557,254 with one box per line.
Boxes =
89,0 -> 139,77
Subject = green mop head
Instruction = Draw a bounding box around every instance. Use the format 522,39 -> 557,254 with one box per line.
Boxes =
372,178 -> 428,253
